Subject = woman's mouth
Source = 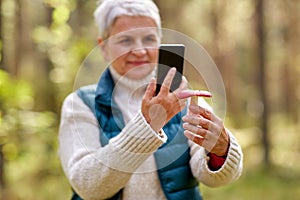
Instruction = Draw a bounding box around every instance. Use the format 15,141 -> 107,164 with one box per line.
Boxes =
127,61 -> 149,66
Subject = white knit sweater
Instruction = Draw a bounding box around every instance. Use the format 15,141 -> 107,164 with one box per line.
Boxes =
58,67 -> 243,200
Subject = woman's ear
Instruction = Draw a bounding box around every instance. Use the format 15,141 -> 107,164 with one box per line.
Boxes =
97,37 -> 103,45
98,37 -> 109,61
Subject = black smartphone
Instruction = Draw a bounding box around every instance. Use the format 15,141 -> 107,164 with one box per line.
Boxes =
155,44 -> 185,95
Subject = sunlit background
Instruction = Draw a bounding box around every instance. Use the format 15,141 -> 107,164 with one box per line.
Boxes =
0,0 -> 300,199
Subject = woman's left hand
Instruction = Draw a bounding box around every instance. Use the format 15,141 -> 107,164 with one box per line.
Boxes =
182,104 -> 229,156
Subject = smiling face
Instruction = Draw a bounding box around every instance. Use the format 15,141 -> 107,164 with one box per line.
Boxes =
100,16 -> 160,80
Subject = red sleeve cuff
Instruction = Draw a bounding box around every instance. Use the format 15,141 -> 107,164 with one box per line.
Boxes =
207,153 -> 226,171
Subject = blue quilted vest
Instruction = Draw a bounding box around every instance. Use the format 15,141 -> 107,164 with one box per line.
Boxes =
72,69 -> 202,200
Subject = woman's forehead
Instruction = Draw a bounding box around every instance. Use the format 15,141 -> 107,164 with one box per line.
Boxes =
109,15 -> 158,36
111,27 -> 159,39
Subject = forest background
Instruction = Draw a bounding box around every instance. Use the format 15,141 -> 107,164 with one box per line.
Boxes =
0,0 -> 300,199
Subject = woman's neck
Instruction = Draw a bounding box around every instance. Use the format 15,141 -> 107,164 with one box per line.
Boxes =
109,66 -> 154,92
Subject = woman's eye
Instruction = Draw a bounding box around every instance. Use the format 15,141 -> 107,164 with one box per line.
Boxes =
144,36 -> 157,43
119,38 -> 132,44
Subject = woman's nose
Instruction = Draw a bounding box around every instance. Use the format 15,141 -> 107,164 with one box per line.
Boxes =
130,39 -> 150,56
131,47 -> 147,57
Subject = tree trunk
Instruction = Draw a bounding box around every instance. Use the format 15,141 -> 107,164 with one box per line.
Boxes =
0,0 -> 6,191
0,145 -> 4,192
153,0 -> 187,31
1,0 -> 18,75
282,1 -> 299,123
256,0 -> 270,168
0,0 -> 2,69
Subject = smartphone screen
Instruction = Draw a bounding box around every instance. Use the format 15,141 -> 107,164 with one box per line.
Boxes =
156,44 -> 185,95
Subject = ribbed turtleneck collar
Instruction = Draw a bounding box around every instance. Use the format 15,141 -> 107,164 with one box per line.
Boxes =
109,65 -> 155,92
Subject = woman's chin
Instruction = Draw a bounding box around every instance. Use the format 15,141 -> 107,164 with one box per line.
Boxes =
126,65 -> 154,80
126,71 -> 151,80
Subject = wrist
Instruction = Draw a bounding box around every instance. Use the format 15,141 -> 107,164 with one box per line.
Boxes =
207,152 -> 226,171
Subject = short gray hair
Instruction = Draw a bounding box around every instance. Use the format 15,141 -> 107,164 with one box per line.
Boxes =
94,0 -> 161,39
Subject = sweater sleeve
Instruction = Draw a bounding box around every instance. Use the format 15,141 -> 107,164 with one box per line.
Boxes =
189,129 -> 243,187
58,93 -> 167,200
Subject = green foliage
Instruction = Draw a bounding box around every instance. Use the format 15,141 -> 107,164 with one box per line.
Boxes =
0,70 -> 70,199
52,5 -> 70,25
1,0 -> 95,198
0,70 -> 33,111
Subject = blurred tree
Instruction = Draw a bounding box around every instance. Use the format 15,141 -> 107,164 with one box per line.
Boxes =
208,1 -> 242,120
33,3 -> 57,112
1,0 -> 17,75
0,146 -> 3,189
0,0 -> 5,191
282,1 -> 299,123
153,0 -> 191,31
255,0 -> 270,167
0,0 -> 2,66
15,0 -> 33,76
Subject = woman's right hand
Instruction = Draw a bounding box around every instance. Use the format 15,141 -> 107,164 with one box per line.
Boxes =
141,68 -> 187,132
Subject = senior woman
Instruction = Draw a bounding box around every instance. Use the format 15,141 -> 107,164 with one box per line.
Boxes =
58,0 -> 243,199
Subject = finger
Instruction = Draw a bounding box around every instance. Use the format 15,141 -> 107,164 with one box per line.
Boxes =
189,105 -> 225,132
197,117 -> 212,130
190,96 -> 198,108
160,67 -> 176,94
176,90 -> 197,99
189,104 -> 213,120
183,116 -> 223,140
177,89 -> 212,99
182,115 -> 201,126
184,130 -> 205,146
184,129 -> 218,153
182,123 -> 207,138
144,78 -> 156,100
